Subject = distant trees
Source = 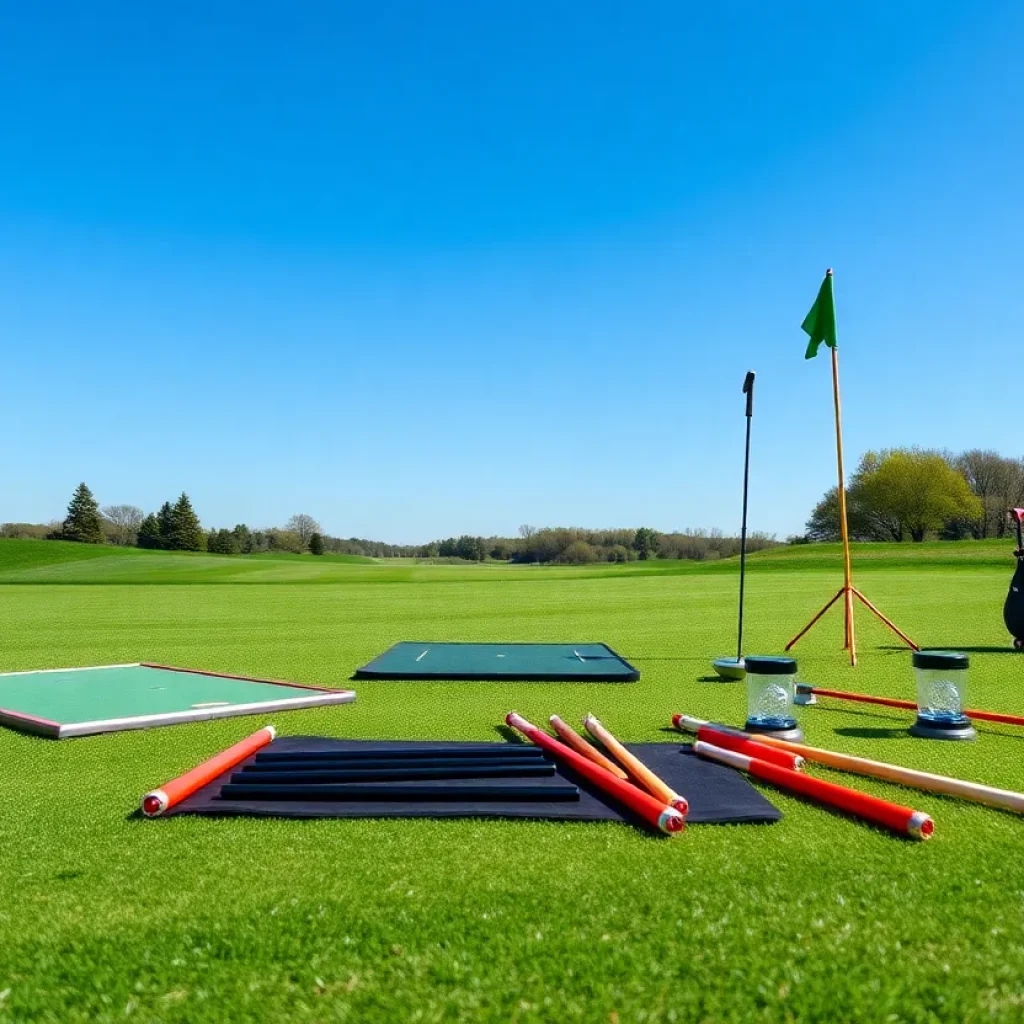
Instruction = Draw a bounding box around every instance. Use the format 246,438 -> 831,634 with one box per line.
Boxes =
286,514 -> 321,548
135,494 -> 206,551
157,502 -> 175,546
206,528 -> 240,554
309,532 -> 325,555
805,449 -> 984,543
136,514 -> 162,549
102,505 -> 144,546
166,494 -> 203,551
62,483 -> 103,544
632,527 -> 660,561
953,451 -> 1024,538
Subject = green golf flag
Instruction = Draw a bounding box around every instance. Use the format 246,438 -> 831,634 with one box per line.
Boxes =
801,270 -> 837,359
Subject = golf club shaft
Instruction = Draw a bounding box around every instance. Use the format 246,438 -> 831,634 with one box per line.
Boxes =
738,370 -> 755,661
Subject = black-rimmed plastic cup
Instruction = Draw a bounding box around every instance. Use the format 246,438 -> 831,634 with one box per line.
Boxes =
909,650 -> 976,741
743,655 -> 804,742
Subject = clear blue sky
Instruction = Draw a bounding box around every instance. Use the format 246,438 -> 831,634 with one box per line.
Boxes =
2,2 -> 1022,543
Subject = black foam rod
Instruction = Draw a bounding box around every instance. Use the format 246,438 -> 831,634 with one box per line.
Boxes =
255,746 -> 543,763
247,755 -> 547,772
219,783 -> 580,802
233,764 -> 557,784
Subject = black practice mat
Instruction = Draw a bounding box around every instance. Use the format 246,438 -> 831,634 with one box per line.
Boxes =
167,737 -> 780,827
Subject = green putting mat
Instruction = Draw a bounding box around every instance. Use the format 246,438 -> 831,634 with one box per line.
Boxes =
0,663 -> 355,738
353,643 -> 639,682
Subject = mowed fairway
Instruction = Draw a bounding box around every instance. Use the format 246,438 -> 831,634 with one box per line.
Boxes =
1,541 -> 1023,1022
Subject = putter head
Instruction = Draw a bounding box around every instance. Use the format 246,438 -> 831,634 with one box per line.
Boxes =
711,657 -> 746,681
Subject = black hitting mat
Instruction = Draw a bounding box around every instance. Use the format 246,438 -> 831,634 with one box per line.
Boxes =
167,737 -> 781,827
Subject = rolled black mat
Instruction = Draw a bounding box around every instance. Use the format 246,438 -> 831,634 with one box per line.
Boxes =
219,782 -> 580,802
234,764 -> 556,784
169,737 -> 782,825
254,746 -> 543,764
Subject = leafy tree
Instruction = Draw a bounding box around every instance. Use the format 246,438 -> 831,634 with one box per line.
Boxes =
632,527 -> 660,560
266,528 -> 304,553
232,524 -> 253,554
808,449 -> 984,544
168,493 -> 203,551
454,535 -> 487,561
857,449 -> 981,542
157,502 -> 175,549
102,505 -> 144,546
136,514 -> 162,549
489,539 -> 512,560
62,483 -> 103,544
309,532 -> 325,555
560,540 -> 598,563
955,450 -> 1024,538
286,514 -> 321,547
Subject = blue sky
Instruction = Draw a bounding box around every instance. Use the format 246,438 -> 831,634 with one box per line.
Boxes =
2,2 -> 1022,543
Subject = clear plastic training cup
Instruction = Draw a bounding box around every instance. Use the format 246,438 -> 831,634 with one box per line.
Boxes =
744,656 -> 800,738
910,650 -> 975,740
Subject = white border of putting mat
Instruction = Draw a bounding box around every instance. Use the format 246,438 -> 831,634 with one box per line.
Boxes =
0,663 -> 356,739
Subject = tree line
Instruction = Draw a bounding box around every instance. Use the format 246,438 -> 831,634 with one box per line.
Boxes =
804,448 -> 1024,543
2,483 -> 779,564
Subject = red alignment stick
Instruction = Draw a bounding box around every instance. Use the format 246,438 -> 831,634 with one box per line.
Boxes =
505,713 -> 686,834
549,715 -> 629,779
142,725 -> 277,817
693,740 -> 933,840
800,684 -> 1024,728
671,714 -> 804,771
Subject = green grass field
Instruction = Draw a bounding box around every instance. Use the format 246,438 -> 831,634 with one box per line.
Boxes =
1,538 -> 1023,1022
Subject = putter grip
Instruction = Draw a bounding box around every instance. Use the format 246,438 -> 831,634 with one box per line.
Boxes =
743,371 -> 755,416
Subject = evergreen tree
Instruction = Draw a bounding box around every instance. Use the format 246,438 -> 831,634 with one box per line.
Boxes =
137,513 -> 162,549
169,493 -> 203,551
309,532 -> 325,555
62,483 -> 103,544
157,502 -> 175,549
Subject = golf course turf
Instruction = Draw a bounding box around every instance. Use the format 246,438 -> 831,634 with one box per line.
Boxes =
1,539 -> 1023,1021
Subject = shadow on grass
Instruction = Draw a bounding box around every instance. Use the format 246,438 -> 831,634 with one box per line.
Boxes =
877,644 -> 1019,654
833,726 -> 911,740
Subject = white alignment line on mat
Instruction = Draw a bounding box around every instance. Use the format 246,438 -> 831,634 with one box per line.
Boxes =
573,650 -> 585,662
415,649 -> 430,662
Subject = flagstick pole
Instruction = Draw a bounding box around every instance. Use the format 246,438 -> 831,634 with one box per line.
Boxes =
830,343 -> 856,666
786,267 -> 919,662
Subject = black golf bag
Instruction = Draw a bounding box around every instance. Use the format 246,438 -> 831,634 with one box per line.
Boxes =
1003,508 -> 1024,650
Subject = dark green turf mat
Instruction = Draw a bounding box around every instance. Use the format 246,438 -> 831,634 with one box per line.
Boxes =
353,642 -> 640,681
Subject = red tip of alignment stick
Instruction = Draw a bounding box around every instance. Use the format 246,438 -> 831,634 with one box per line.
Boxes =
142,795 -> 163,817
